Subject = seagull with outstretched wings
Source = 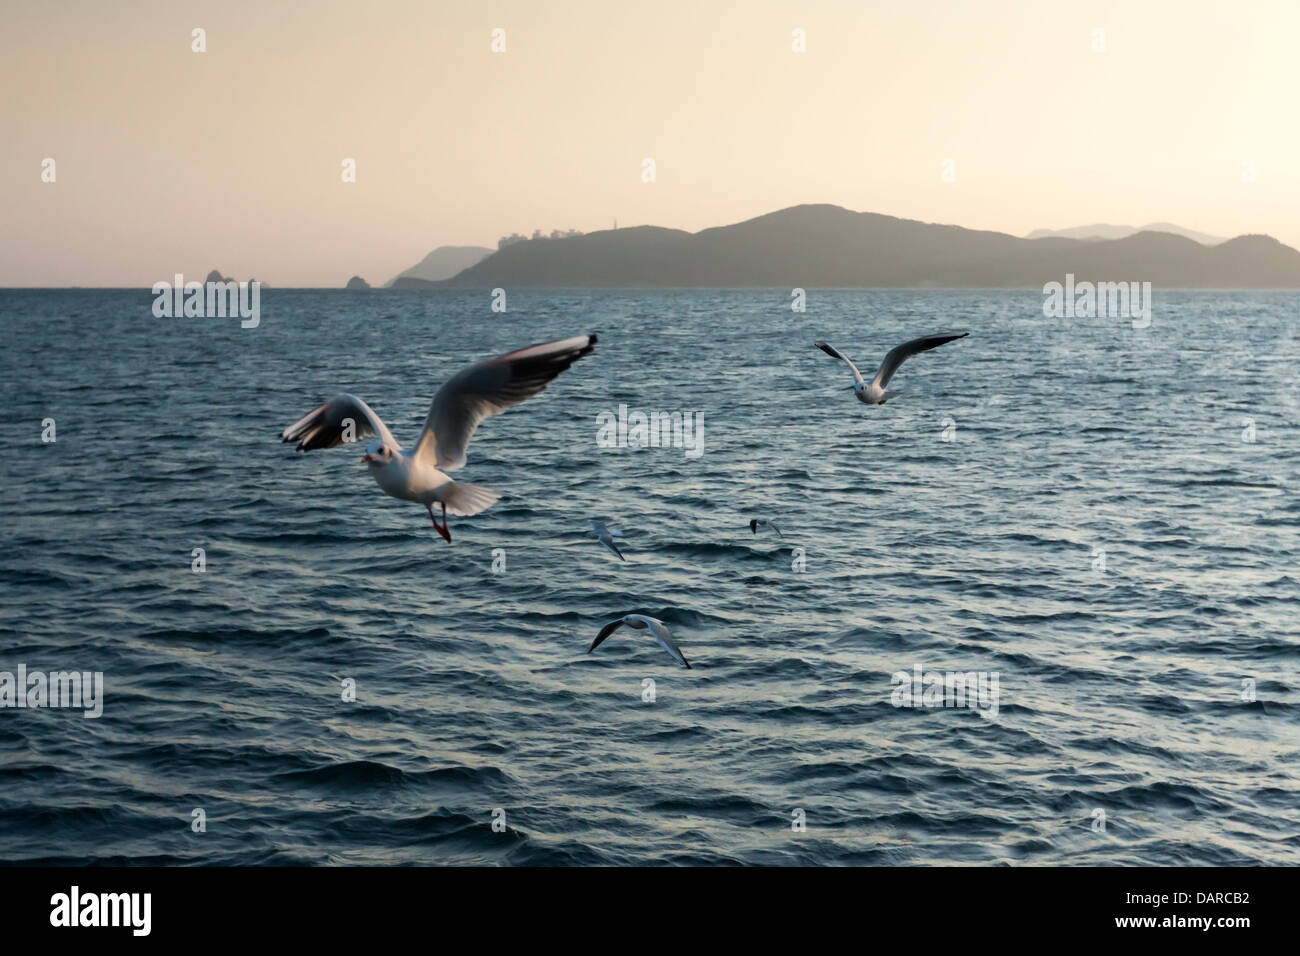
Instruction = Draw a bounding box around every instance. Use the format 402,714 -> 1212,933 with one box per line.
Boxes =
816,332 -> 968,405
588,614 -> 691,669
280,335 -> 597,542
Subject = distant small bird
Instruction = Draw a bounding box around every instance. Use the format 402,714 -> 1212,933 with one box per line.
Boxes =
588,614 -> 691,669
280,335 -> 597,542
816,332 -> 968,405
749,518 -> 783,537
588,520 -> 626,561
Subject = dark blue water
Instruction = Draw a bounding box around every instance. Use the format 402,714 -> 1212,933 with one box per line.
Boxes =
1,288 -> 1297,865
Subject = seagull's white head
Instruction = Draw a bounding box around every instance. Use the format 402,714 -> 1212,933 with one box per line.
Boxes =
360,439 -> 392,466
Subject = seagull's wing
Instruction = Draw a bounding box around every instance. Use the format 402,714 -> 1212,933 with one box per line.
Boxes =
599,537 -> 626,561
768,521 -> 784,537
413,334 -> 597,471
645,618 -> 691,669
587,618 -> 626,653
281,393 -> 399,451
815,341 -> 865,387
749,519 -> 759,535
590,519 -> 611,536
871,332 -> 969,389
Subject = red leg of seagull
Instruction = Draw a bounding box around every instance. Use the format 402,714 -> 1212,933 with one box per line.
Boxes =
426,504 -> 451,543
426,502 -> 451,543
438,501 -> 451,543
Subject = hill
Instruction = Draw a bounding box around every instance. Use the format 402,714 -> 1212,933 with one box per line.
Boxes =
433,205 -> 1299,288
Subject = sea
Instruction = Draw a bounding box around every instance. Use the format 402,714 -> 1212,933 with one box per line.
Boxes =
0,288 -> 1296,865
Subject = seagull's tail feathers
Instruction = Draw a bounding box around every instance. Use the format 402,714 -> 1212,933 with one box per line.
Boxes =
880,389 -> 902,403
441,481 -> 500,517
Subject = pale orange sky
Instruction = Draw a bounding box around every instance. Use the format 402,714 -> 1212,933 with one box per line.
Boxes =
2,0 -> 1297,286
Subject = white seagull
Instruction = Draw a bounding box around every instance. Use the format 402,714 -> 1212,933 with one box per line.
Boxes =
749,518 -> 783,537
588,614 -> 691,669
588,520 -> 626,561
816,332 -> 968,405
280,334 -> 597,542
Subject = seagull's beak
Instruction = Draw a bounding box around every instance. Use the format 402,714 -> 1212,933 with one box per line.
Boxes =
361,454 -> 374,463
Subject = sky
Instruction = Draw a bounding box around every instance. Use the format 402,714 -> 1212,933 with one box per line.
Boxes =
2,0 -> 1298,286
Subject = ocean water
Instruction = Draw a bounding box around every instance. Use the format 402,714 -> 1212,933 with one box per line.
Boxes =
1,288 -> 1297,866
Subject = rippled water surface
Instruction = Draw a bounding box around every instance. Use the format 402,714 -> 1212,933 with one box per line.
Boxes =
1,288 -> 1297,865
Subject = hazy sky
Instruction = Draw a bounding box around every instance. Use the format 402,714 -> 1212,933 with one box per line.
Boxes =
3,0 -> 1297,286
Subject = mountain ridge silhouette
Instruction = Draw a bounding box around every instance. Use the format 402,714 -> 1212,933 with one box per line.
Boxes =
426,204 -> 1300,288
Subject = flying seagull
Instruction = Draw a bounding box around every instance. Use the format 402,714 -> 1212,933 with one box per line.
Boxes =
588,520 -> 626,561
280,335 -> 597,542
749,518 -> 783,537
588,614 -> 691,669
816,332 -> 968,405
